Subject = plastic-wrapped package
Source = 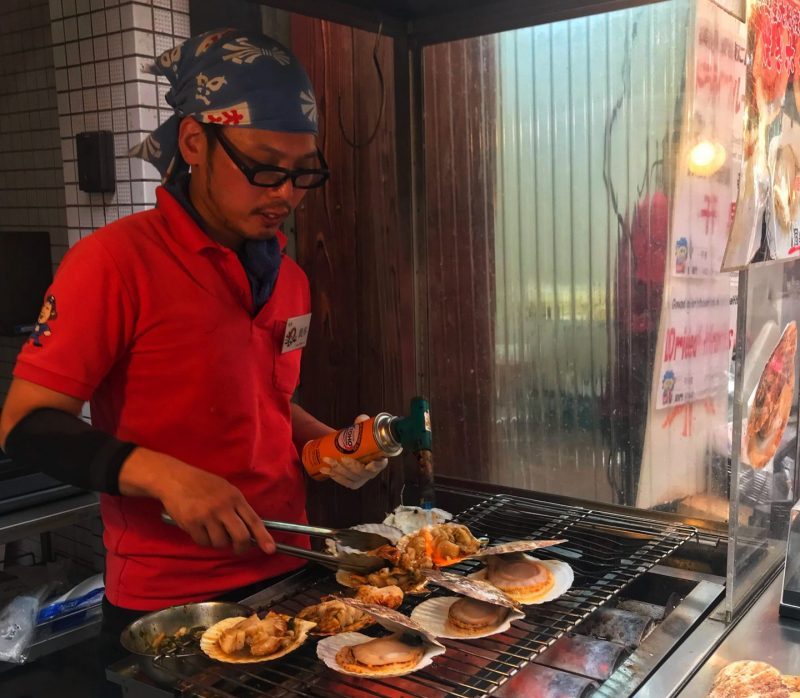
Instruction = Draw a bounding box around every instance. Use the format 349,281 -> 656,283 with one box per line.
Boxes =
495,663 -> 598,697
0,586 -> 49,664
37,573 -> 104,623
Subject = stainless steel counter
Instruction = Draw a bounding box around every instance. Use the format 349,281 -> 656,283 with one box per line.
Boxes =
675,571 -> 800,695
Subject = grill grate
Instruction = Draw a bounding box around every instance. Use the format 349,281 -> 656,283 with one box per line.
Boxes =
168,491 -> 696,698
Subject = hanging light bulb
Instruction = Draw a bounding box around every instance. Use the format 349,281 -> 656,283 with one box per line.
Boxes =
688,139 -> 727,176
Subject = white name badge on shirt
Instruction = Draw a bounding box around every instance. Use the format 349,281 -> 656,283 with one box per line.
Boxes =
282,313 -> 312,353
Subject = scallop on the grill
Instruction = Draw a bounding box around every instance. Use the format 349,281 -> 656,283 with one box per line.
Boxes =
469,553 -> 574,604
334,633 -> 426,675
200,612 -> 316,663
410,595 -> 524,639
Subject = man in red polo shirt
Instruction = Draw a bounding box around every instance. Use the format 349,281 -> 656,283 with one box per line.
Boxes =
0,29 -> 388,687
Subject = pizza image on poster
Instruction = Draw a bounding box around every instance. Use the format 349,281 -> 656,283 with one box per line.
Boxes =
746,321 -> 797,468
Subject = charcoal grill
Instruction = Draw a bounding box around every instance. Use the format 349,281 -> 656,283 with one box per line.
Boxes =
108,487 -> 709,697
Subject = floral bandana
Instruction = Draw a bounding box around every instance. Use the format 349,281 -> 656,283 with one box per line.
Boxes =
130,29 -> 319,181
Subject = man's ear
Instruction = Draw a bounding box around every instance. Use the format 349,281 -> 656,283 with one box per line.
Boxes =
177,117 -> 209,168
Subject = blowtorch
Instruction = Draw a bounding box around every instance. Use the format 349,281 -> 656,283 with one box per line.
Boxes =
301,396 -> 435,509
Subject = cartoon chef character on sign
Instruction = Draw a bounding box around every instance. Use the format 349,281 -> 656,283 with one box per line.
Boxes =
662,369 -> 676,405
30,295 -> 57,347
675,237 -> 689,274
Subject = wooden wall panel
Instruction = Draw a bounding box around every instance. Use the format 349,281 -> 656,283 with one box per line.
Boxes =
291,18 -> 413,527
423,38 -> 497,484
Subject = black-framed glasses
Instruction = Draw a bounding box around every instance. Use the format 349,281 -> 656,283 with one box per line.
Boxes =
206,125 -> 330,189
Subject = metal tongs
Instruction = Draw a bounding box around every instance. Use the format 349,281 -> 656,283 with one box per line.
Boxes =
160,512 -> 388,574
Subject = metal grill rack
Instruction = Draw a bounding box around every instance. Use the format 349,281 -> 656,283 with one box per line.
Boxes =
158,492 -> 697,698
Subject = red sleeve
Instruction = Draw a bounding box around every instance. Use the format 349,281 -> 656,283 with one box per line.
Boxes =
14,235 -> 137,401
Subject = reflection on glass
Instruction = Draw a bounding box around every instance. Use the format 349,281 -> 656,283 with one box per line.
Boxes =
424,0 -> 741,518
728,261 -> 799,619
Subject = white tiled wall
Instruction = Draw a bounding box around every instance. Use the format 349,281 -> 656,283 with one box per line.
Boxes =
0,0 -> 68,405
44,0 -> 190,571
48,0 -> 190,248
2,0 -> 192,574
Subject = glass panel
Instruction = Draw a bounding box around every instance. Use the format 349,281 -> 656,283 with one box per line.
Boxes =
728,261 -> 799,618
423,0 -> 739,518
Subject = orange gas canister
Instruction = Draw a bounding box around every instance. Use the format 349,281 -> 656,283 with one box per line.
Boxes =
301,413 -> 403,480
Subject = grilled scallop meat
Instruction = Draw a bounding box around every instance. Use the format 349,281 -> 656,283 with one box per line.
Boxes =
297,599 -> 371,635
354,584 -> 404,608
446,597 -> 509,632
335,633 -> 425,675
216,612 -> 295,658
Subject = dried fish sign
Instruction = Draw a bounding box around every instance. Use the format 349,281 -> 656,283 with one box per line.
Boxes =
653,0 -> 744,412
723,0 -> 800,268
637,0 -> 742,510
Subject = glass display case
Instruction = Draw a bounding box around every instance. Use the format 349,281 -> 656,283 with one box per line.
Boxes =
419,0 -> 797,621
781,499 -> 800,619
727,261 -> 800,619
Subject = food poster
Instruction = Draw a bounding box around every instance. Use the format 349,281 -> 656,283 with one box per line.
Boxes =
637,0 -> 741,510
723,0 -> 800,269
655,0 -> 744,411
672,0 -> 746,278
743,320 -> 797,468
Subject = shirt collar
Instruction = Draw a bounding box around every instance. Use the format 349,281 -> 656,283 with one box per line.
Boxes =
156,186 -> 288,254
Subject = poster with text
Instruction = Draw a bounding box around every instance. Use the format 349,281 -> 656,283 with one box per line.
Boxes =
723,0 -> 800,269
655,0 -> 742,410
672,0 -> 746,278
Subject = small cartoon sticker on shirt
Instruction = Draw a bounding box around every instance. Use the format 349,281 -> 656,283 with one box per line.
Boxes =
29,295 -> 57,347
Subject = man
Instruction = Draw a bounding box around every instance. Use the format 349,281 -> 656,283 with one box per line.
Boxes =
0,29 -> 387,683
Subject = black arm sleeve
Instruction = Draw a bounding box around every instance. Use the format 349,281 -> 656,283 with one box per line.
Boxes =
4,408 -> 137,495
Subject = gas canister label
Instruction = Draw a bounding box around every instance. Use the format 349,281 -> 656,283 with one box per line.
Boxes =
335,423 -> 363,454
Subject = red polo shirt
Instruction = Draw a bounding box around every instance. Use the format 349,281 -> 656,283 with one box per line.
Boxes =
14,187 -> 310,610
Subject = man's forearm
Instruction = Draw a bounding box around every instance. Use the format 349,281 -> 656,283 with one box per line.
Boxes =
118,446 -> 193,498
290,403 -> 334,451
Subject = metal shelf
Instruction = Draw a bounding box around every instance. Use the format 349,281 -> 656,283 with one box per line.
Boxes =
0,492 -> 99,545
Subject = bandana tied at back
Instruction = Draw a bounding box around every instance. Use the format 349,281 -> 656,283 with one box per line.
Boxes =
130,29 -> 319,181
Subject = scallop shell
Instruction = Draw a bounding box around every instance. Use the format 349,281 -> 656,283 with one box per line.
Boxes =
468,556 -> 574,605
410,596 -> 525,639
200,615 -> 316,663
316,630 -> 446,678
422,569 -> 520,609
470,539 -> 568,558
324,523 -> 405,556
337,598 -> 442,644
382,506 -> 453,534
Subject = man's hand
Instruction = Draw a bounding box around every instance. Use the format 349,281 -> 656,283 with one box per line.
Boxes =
317,415 -> 390,489
120,448 -> 276,556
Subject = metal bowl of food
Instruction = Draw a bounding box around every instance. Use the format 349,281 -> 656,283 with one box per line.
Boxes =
120,601 -> 252,685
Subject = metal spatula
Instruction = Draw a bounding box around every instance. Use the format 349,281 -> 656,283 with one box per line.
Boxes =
160,512 -> 386,574
259,519 -> 394,551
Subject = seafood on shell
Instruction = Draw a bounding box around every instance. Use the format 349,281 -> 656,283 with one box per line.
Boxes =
296,585 -> 404,636
411,595 -> 525,640
746,322 -> 797,469
412,569 -> 525,639
336,565 -> 429,594
372,523 -> 483,570
200,612 -> 315,663
469,553 -> 574,605
316,599 -> 445,678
